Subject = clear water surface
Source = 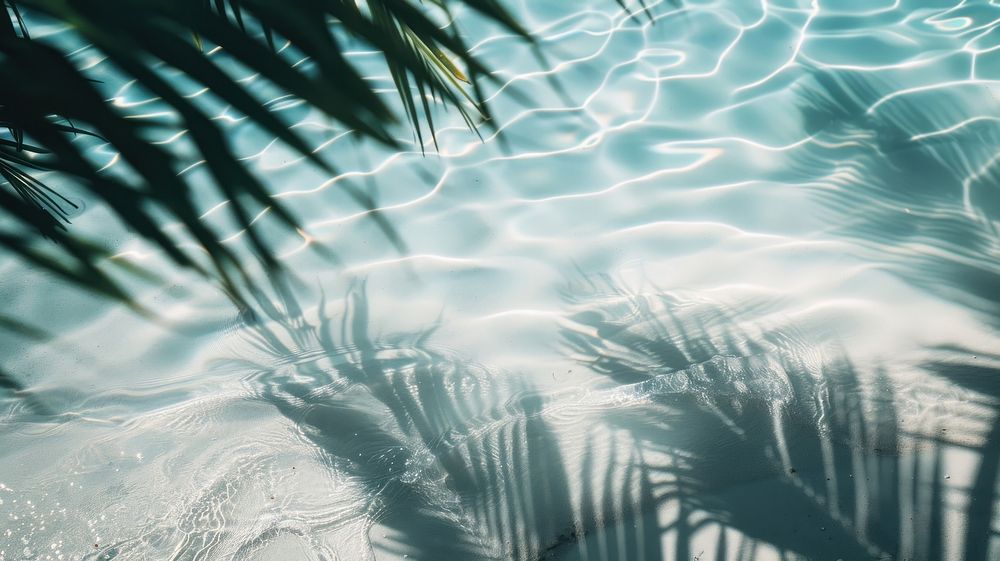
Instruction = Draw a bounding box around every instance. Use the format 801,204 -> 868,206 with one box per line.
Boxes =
2,0 -> 999,559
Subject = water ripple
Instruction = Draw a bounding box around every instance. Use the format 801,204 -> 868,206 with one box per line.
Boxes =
5,0 -> 1000,559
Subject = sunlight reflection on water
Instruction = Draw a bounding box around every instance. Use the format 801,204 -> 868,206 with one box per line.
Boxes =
2,0 -> 999,559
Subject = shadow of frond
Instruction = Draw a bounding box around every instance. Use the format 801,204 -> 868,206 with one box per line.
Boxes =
0,313 -> 52,415
205,271 -> 1000,560
920,347 -> 1000,561
792,68 -> 1000,328
216,278 -> 666,560
559,274 -> 998,560
790,67 -> 1000,556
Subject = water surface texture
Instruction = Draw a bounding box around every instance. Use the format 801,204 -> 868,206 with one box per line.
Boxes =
3,0 -> 1000,560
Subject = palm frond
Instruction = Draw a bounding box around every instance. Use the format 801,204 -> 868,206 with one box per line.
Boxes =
0,0 -> 546,309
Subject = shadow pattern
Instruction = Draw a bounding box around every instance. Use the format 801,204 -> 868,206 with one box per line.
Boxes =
205,273 -> 1000,560
559,275 -> 998,560
219,279 -> 657,561
793,68 -> 1000,328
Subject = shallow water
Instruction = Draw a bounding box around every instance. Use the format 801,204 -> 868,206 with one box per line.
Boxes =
2,0 -> 1000,559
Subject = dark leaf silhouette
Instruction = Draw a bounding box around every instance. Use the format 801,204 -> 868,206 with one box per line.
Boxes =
0,0 -> 538,306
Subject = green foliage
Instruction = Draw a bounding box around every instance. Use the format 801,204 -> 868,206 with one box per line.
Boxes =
0,0 -> 535,307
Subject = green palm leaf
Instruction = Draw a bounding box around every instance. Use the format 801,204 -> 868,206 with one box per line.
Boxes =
2,0 -> 619,309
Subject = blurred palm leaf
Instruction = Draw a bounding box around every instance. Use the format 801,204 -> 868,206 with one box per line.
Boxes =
0,0 -> 538,308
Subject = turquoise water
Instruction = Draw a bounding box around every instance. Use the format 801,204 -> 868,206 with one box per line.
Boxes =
2,0 -> 1000,559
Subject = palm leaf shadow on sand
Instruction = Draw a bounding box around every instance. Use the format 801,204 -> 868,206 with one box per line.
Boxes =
921,347 -> 1000,561
213,271 -> 1000,560
223,278 -> 663,560
210,270 -> 1000,560
788,70 -> 1000,557
559,274 -> 1000,560
0,314 -> 53,415
792,68 -> 1000,328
